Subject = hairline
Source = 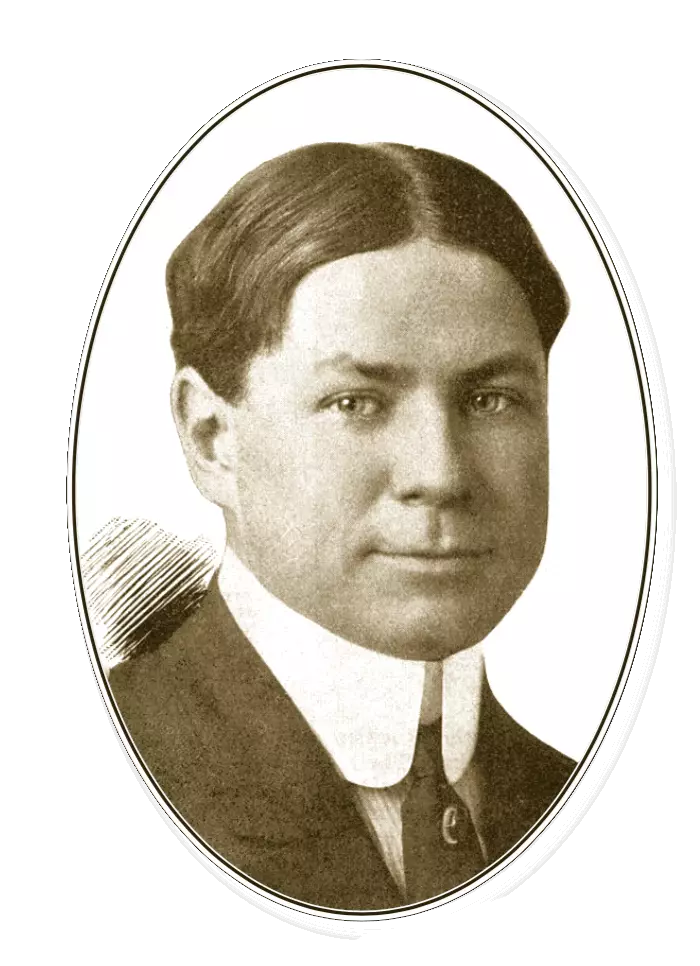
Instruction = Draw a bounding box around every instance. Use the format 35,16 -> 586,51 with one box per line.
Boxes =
204,234 -> 553,403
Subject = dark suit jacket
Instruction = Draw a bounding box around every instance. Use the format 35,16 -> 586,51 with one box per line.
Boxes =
108,581 -> 575,911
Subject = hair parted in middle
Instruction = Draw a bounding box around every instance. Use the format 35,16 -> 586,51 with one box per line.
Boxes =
166,142 -> 569,401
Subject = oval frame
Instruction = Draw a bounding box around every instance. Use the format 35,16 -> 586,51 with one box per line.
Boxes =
67,59 -> 674,937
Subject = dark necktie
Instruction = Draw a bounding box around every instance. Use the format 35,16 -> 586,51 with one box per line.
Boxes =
401,719 -> 485,903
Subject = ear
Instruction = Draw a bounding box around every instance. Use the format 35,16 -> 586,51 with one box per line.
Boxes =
170,367 -> 238,507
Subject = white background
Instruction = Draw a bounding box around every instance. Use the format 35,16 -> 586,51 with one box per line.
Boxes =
2,4 -> 696,963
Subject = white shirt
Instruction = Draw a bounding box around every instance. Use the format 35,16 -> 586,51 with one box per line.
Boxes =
218,548 -> 485,891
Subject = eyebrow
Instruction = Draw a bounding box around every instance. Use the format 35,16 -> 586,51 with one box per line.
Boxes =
314,351 -> 543,384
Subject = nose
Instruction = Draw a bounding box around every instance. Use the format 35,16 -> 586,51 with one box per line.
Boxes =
390,395 -> 471,507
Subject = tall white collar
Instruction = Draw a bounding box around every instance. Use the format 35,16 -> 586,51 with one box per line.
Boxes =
218,547 -> 483,789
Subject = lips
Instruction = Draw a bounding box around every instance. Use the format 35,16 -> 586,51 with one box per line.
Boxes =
370,547 -> 493,576
372,544 -> 493,558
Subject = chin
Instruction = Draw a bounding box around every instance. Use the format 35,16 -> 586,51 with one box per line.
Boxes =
367,565 -> 546,660
357,599 -> 502,662
339,552 -> 542,660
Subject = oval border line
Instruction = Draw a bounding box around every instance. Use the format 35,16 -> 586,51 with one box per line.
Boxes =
66,59 -> 674,937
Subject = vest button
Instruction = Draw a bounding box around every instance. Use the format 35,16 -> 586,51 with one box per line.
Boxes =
442,804 -> 460,845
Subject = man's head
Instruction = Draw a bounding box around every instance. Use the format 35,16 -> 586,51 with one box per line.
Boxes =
168,143 -> 569,660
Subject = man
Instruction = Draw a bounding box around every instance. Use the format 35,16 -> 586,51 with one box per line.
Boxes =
108,142 -> 575,911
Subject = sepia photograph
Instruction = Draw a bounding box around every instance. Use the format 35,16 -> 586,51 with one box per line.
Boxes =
70,63 -> 655,922
4,2 -> 697,955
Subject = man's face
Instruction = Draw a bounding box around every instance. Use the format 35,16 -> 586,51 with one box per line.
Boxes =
222,239 -> 549,660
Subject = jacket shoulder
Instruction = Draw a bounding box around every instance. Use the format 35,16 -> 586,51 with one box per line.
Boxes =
471,680 -> 577,860
109,586 -> 211,723
107,584 -> 238,807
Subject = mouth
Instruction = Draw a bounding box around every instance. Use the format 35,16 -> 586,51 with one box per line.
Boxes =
371,547 -> 494,576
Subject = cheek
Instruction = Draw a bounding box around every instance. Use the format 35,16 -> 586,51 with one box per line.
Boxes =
476,428 -> 549,526
234,423 -> 382,552
230,420 -> 305,543
300,435 -> 385,546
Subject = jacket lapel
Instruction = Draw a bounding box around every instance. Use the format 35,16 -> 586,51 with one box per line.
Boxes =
165,583 -> 404,909
465,677 -> 576,865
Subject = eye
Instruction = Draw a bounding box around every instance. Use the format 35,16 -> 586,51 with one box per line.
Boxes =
466,390 -> 515,415
327,393 -> 383,419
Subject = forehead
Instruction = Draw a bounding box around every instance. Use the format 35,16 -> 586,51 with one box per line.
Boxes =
280,240 -> 543,376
